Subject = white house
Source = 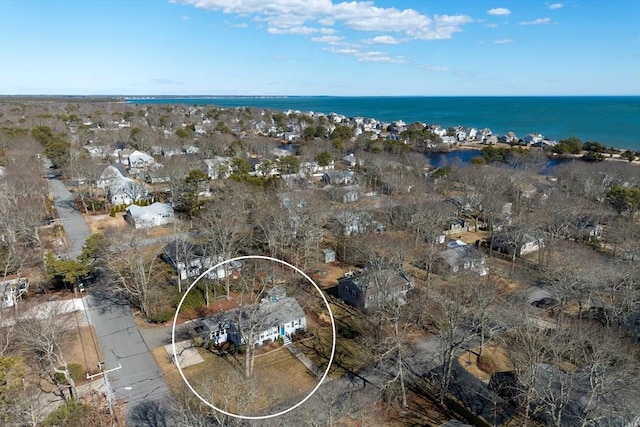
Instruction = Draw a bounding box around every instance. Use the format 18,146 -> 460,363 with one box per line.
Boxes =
96,164 -> 129,189
200,287 -> 306,347
128,150 -> 156,169
124,202 -> 174,229
108,177 -> 148,206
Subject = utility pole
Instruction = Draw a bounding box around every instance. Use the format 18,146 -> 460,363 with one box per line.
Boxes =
87,363 -> 122,419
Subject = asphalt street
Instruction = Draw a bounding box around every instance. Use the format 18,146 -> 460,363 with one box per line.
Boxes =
45,160 -> 174,423
84,290 -> 173,420
44,158 -> 92,259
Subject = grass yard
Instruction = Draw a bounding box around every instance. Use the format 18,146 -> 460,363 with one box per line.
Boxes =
458,342 -> 515,383
152,344 -> 318,417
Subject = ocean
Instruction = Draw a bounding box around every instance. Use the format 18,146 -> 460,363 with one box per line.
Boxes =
128,96 -> 640,151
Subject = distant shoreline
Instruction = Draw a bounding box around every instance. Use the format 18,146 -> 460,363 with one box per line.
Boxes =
1,95 -> 638,153
441,141 -> 639,165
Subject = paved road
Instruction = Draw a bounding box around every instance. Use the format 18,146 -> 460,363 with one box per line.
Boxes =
84,288 -> 173,422
45,159 -> 174,423
44,159 -> 92,259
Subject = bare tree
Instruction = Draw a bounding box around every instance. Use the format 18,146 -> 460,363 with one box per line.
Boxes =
104,230 -> 163,317
17,304 -> 79,400
201,189 -> 250,301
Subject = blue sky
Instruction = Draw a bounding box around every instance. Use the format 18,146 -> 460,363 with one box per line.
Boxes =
0,0 -> 639,96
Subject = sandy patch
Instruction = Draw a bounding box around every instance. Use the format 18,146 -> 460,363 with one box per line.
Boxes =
164,340 -> 204,369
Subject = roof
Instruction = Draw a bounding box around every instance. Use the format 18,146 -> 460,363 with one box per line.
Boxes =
339,269 -> 413,294
440,245 -> 485,268
126,202 -> 173,218
201,296 -> 305,334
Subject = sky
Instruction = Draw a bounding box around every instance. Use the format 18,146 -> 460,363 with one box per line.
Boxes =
0,0 -> 639,96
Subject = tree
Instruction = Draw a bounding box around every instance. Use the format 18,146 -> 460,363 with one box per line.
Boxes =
230,157 -> 251,177
621,150 -> 636,162
17,304 -> 79,400
606,185 -> 640,219
201,185 -> 251,300
315,150 -> 332,167
278,155 -> 300,174
174,169 -> 209,216
554,137 -> 583,154
104,231 -> 163,317
331,124 -> 353,141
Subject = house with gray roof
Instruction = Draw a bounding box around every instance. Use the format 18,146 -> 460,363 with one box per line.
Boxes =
438,241 -> 488,276
200,287 -> 306,346
338,268 -> 413,310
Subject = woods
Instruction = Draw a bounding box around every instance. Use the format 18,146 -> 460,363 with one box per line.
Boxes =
0,98 -> 639,426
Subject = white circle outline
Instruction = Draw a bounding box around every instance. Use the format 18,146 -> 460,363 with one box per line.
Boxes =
171,255 -> 336,420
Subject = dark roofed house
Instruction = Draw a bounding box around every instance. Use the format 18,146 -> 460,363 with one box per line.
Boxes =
338,268 -> 413,310
438,241 -> 488,276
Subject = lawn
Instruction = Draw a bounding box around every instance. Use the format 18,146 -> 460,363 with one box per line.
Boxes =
152,344 -> 318,417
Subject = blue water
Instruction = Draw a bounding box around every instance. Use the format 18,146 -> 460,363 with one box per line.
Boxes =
128,96 -> 640,151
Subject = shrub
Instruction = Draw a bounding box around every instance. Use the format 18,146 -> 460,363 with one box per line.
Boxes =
43,399 -> 91,427
54,363 -> 83,385
147,310 -> 174,324
175,287 -> 205,312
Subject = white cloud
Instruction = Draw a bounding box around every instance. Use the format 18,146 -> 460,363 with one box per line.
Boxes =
420,64 -> 450,73
311,35 -> 343,43
487,8 -> 511,16
363,35 -> 400,45
493,38 -> 513,44
548,3 -> 563,10
182,16 -> 189,20
177,0 -> 472,41
519,17 -> 552,25
323,46 -> 404,63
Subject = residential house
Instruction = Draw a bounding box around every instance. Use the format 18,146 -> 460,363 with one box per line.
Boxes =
491,231 -> 543,256
145,164 -> 170,185
523,133 -> 543,146
200,287 -> 306,346
338,268 -> 413,310
445,218 -> 468,234
322,170 -> 355,185
342,153 -> 363,167
324,185 -> 360,204
162,243 -> 243,281
124,202 -> 174,229
300,160 -> 334,175
572,217 -> 603,240
96,164 -> 129,189
334,211 -> 384,236
1,277 -> 28,309
108,177 -> 148,206
203,156 -> 232,180
438,241 -> 488,276
499,132 -> 518,144
128,150 -> 156,169
485,135 -> 499,145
